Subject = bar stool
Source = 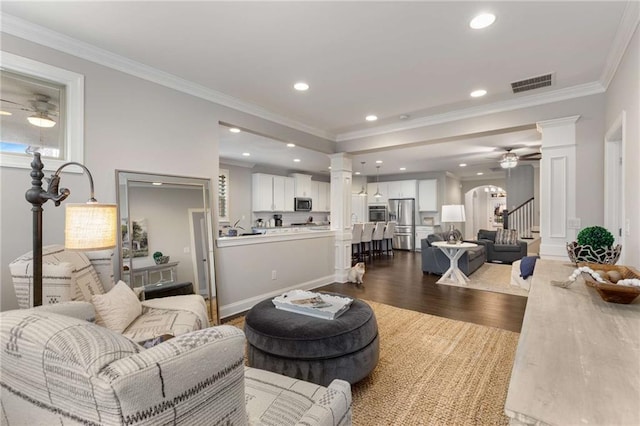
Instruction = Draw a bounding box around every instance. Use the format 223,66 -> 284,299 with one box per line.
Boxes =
383,221 -> 396,255
360,222 -> 375,261
372,222 -> 385,257
351,223 -> 363,263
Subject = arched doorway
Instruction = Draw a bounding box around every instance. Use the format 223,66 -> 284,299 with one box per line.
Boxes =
464,185 -> 506,240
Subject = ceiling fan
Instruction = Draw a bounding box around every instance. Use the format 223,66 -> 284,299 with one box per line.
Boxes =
0,94 -> 59,128
491,146 -> 541,169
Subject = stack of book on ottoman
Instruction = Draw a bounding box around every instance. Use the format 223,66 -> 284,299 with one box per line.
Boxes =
272,290 -> 353,320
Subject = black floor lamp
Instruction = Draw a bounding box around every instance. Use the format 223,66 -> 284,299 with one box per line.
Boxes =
25,152 -> 117,306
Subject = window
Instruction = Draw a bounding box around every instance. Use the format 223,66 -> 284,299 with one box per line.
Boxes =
0,52 -> 84,171
218,169 -> 229,222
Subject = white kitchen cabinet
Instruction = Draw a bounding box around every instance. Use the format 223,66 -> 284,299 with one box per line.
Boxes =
291,173 -> 312,198
387,180 -> 416,198
414,226 -> 435,252
367,182 -> 388,204
252,173 -> 294,212
252,173 -> 274,211
317,181 -> 330,212
418,179 -> 438,211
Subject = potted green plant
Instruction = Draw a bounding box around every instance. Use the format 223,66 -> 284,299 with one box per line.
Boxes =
567,226 -> 621,264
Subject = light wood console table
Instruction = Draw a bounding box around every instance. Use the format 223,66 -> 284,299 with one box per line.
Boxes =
505,259 -> 640,425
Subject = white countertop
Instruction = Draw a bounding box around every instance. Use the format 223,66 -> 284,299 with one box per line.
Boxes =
217,229 -> 334,248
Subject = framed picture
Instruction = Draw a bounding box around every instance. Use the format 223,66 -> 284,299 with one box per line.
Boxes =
0,51 -> 84,171
121,218 -> 149,258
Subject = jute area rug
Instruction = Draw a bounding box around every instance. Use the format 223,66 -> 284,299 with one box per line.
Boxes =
438,262 -> 529,297
225,300 -> 519,425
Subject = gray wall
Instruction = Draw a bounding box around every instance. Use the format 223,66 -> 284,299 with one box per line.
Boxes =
505,164 -> 534,210
219,163 -> 253,231
0,34 -> 335,311
605,25 -> 639,267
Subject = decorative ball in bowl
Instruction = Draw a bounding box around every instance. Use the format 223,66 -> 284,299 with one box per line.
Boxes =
154,255 -> 170,265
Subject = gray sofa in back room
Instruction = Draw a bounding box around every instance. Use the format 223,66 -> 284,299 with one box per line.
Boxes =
421,230 -> 487,276
476,229 -> 528,264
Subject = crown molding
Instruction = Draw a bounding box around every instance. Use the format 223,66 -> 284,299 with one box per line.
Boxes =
0,13 -> 335,141
336,82 -> 604,142
599,1 -> 640,89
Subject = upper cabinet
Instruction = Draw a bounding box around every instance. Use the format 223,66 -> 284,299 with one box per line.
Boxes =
386,180 -> 417,199
418,179 -> 438,211
252,173 -> 295,212
310,181 -> 331,212
291,173 -> 312,198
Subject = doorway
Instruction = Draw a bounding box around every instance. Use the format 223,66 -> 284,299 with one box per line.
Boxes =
464,185 -> 506,240
604,111 -> 625,262
189,209 -> 212,297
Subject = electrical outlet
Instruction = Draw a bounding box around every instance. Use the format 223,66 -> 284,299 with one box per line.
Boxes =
271,270 -> 277,280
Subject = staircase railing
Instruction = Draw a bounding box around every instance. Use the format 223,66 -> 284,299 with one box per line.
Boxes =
502,197 -> 535,239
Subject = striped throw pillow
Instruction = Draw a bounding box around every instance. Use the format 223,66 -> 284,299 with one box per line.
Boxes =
496,228 -> 518,245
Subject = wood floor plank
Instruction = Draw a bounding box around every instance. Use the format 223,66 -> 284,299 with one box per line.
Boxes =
317,251 -> 527,333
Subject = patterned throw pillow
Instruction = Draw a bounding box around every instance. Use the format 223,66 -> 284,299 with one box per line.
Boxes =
496,228 -> 518,245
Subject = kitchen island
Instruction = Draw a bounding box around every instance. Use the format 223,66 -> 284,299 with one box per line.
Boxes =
215,228 -> 336,318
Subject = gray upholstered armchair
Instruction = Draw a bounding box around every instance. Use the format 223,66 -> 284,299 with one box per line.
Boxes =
476,229 -> 528,264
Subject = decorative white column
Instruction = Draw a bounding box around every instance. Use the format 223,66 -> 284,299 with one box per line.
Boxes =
330,153 -> 353,282
537,115 -> 580,260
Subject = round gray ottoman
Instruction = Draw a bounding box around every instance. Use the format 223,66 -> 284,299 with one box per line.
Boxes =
244,295 -> 379,387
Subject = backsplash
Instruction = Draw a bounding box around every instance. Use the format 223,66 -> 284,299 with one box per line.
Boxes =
252,212 -> 330,227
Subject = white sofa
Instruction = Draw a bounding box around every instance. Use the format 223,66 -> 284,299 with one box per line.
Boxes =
0,308 -> 352,425
9,245 -> 209,344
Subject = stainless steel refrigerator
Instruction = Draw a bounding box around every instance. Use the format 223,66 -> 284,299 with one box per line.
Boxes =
388,198 -> 415,250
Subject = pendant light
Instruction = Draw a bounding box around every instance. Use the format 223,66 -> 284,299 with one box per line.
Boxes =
373,165 -> 382,198
358,162 -> 368,196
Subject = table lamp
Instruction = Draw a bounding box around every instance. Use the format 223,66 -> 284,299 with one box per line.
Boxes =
441,204 -> 466,244
25,152 -> 117,306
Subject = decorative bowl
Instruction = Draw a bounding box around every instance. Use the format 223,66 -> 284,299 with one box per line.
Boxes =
154,255 -> 170,265
567,241 -> 622,265
579,262 -> 640,304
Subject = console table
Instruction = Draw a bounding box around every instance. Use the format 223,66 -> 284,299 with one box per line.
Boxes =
123,261 -> 179,287
505,259 -> 640,425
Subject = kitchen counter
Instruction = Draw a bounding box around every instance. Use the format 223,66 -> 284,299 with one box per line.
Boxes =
217,228 -> 333,248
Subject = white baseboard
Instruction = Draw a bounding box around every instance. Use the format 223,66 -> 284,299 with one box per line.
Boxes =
219,275 -> 335,319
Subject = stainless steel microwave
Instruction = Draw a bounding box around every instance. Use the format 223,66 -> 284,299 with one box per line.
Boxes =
294,197 -> 312,211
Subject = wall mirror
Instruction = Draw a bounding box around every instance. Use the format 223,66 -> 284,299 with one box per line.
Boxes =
115,170 -> 218,324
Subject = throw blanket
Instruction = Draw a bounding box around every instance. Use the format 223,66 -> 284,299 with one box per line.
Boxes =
141,294 -> 210,327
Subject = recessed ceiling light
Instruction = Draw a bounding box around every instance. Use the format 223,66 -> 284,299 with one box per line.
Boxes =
152,182 -> 163,186
365,115 -> 378,122
470,89 -> 487,98
459,163 -> 467,167
399,167 -> 406,171
470,13 -> 496,29
0,110 -> 12,116
328,166 -> 332,169
229,127 -> 241,133
376,160 -> 383,164
355,172 -> 361,175
399,114 -> 410,120
242,152 -> 250,157
286,143 -> 296,147
293,158 -> 301,162
294,82 -> 309,91
477,172 -> 484,175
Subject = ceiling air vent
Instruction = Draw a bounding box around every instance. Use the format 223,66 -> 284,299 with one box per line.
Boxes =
511,73 -> 553,93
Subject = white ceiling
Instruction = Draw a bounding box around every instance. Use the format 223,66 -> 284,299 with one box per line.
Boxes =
2,1 -> 630,178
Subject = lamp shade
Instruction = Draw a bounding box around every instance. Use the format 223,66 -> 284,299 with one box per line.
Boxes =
65,203 -> 117,250
441,204 -> 466,223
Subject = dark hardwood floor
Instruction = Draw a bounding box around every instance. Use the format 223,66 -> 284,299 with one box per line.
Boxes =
317,251 -> 527,333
